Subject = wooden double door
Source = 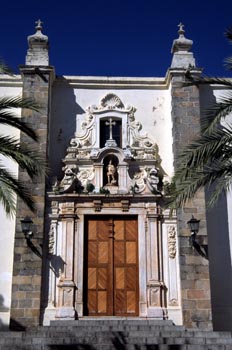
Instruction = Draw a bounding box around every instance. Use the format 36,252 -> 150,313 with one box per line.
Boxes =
84,216 -> 139,316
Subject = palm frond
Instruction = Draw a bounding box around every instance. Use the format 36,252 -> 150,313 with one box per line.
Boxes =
169,166 -> 228,209
0,136 -> 47,179
225,27 -> 232,43
224,57 -> 232,71
169,146 -> 232,208
184,72 -> 232,88
0,96 -> 40,111
177,126 -> 232,169
201,95 -> 232,134
0,167 -> 35,216
0,96 -> 40,141
0,112 -> 38,141
0,59 -> 14,75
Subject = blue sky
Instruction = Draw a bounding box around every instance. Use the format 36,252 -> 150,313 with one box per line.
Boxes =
1,0 -> 232,77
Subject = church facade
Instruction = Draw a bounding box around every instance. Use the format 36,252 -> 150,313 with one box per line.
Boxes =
0,21 -> 232,331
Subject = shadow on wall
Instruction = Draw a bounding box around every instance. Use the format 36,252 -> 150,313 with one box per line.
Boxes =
206,189 -> 232,331
49,76 -> 85,182
200,85 -> 232,331
0,292 -> 26,332
0,294 -> 9,330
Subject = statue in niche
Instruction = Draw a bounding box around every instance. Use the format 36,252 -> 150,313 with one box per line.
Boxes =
106,160 -> 117,185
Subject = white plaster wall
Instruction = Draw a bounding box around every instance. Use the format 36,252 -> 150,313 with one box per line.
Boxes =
50,79 -> 173,181
0,81 -> 22,328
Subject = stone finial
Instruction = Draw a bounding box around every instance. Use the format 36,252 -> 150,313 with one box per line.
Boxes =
26,19 -> 49,66
170,23 -> 196,69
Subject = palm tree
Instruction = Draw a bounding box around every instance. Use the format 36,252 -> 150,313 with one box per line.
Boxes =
167,28 -> 232,208
0,65 -> 45,216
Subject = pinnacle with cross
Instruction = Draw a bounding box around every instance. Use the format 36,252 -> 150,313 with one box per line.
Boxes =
178,22 -> 185,36
35,19 -> 43,31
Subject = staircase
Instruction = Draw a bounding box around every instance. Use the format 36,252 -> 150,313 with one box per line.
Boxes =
0,319 -> 232,349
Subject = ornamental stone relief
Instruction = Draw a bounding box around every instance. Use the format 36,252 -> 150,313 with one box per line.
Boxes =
168,225 -> 177,259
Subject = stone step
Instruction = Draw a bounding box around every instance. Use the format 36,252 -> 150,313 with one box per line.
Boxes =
0,320 -> 231,350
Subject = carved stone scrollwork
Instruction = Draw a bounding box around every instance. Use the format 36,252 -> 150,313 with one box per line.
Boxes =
168,225 -> 177,259
77,167 -> 95,190
100,93 -> 124,109
129,119 -> 156,156
54,165 -> 80,194
131,168 -> 147,193
68,116 -> 94,150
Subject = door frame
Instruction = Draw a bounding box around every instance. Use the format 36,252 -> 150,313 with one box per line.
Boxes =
74,208 -> 147,318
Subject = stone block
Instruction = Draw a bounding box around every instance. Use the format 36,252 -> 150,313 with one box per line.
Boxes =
187,290 -> 209,299
197,300 -> 212,309
10,308 -> 25,318
19,284 -> 34,292
25,308 -> 40,317
19,299 -> 33,308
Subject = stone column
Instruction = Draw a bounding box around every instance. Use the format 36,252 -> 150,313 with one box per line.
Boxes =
169,24 -> 212,329
10,21 -> 55,329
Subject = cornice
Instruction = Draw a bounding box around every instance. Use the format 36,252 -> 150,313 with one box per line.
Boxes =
54,74 -> 170,89
0,74 -> 22,87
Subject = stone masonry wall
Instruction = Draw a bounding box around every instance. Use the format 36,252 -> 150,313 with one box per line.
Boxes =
170,70 -> 212,329
10,67 -> 54,329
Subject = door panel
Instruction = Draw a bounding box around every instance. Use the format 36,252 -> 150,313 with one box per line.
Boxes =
84,216 -> 138,316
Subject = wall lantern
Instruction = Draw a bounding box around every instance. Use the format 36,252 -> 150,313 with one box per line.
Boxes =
20,216 -> 42,258
20,216 -> 33,239
187,215 -> 200,234
187,215 -> 208,260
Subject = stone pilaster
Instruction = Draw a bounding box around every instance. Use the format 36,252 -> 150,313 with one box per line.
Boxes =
55,203 -> 77,320
169,69 -> 212,329
10,64 -> 54,329
146,205 -> 167,318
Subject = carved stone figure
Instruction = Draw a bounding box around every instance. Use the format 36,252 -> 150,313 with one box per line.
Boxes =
106,160 -> 117,185
148,167 -> 159,190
